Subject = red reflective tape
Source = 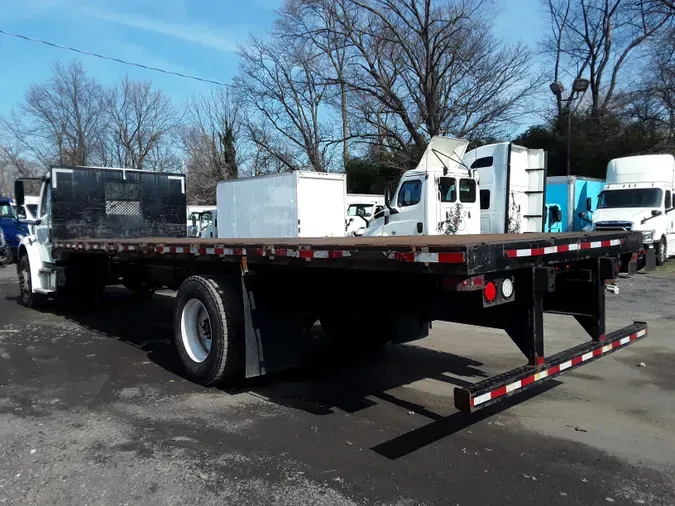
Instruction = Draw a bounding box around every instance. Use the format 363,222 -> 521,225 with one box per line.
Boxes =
598,334 -> 606,341
580,242 -> 592,250
491,385 -> 508,400
592,348 -> 603,357
505,249 -> 518,258
299,250 -> 313,259
394,252 -> 415,262
213,248 -> 224,255
557,244 -> 570,252
531,247 -> 546,256
275,248 -> 288,257
233,248 -> 244,256
535,357 -> 545,365
571,356 -> 584,366
438,252 -> 465,263
328,250 -> 344,259
256,248 -> 265,256
548,364 -> 560,375
520,375 -> 536,387
601,240 -> 612,248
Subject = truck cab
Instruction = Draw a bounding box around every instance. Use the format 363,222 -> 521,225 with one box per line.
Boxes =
591,154 -> 675,266
345,194 -> 385,236
364,136 -> 480,237
0,196 -> 29,264
463,142 -> 547,234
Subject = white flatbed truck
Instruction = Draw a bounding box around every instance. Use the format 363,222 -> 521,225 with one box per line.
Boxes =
13,166 -> 647,412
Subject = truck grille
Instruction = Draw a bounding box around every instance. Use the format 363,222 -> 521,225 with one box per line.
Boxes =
594,221 -> 632,232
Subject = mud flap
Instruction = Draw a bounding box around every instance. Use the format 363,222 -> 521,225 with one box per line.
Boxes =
241,274 -> 308,378
645,248 -> 656,271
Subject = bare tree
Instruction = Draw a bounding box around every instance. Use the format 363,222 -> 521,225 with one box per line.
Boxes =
105,76 -> 178,171
181,88 -> 242,204
2,60 -> 107,168
310,0 -> 540,167
236,35 -> 338,172
277,0 -> 353,164
544,0 -> 673,119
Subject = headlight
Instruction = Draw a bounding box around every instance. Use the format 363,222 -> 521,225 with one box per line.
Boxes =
641,230 -> 654,243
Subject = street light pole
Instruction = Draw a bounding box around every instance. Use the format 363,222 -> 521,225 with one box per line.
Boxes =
549,78 -> 589,178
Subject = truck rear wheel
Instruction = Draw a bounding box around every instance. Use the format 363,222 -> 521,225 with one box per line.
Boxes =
18,255 -> 45,308
173,275 -> 244,386
656,237 -> 667,266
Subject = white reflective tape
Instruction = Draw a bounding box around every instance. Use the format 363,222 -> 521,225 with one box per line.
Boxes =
415,252 -> 439,263
473,392 -> 492,406
506,380 -> 522,393
637,329 -> 646,338
534,370 -> 549,381
568,243 -> 580,251
162,247 -> 170,253
610,239 -> 621,246
206,248 -> 215,255
544,246 -> 557,254
516,249 -> 531,257
582,352 -> 594,361
313,250 -> 329,259
591,241 -> 602,249
559,360 -> 572,371
619,336 -> 630,345
223,248 -> 234,256
602,344 -> 612,354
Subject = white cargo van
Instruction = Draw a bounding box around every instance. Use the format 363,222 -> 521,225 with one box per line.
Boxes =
216,171 -> 346,239
591,154 -> 675,265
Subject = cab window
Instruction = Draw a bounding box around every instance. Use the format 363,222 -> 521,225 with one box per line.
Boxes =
397,180 -> 423,207
439,177 -> 456,202
459,179 -> 476,203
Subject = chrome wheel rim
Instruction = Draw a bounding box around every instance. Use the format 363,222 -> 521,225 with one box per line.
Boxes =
180,299 -> 212,363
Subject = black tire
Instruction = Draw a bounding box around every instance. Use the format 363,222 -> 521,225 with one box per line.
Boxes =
122,276 -> 155,299
0,247 -> 13,265
173,275 -> 244,386
18,255 -> 45,308
656,237 -> 667,266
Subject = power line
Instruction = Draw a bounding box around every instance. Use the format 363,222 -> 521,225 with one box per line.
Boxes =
0,28 -> 233,88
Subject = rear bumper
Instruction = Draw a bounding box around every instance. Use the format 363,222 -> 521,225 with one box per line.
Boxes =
454,321 -> 647,412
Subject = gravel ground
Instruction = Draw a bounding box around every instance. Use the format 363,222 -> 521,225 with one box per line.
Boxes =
0,265 -> 673,505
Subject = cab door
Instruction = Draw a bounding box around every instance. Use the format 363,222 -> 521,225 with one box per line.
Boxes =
438,176 -> 480,235
387,177 -> 426,236
34,182 -> 55,264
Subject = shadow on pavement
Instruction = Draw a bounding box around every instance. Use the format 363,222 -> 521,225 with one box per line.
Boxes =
3,285 -> 557,455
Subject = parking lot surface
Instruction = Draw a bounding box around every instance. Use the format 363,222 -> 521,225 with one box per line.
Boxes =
0,265 -> 674,505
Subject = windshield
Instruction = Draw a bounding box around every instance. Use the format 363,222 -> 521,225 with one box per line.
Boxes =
0,203 -> 16,218
347,204 -> 374,217
200,211 -> 214,226
598,189 -> 663,209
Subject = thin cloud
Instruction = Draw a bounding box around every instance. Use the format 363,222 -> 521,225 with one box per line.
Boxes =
85,9 -> 238,53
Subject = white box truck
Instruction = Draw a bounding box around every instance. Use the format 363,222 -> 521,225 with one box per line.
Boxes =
216,171 -> 346,239
591,154 -> 675,266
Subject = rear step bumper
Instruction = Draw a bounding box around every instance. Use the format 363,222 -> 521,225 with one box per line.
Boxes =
454,321 -> 647,412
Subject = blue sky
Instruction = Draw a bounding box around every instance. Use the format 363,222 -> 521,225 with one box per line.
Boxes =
0,0 -> 547,118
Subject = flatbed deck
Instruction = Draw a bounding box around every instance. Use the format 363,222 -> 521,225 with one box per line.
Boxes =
53,230 -> 642,276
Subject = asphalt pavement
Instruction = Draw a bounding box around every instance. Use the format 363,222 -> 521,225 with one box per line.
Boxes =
0,265 -> 673,505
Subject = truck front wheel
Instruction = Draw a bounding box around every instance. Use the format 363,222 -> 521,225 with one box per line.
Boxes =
18,255 -> 44,308
656,237 -> 667,266
173,276 -> 244,386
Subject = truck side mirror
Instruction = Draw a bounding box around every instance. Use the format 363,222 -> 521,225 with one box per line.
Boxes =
384,188 -> 392,209
549,206 -> 562,224
651,209 -> 662,217
578,211 -> 588,219
586,197 -> 592,212
14,180 -> 25,209
191,215 -> 197,227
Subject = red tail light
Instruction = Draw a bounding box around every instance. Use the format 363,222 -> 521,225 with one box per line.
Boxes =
484,281 -> 497,303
